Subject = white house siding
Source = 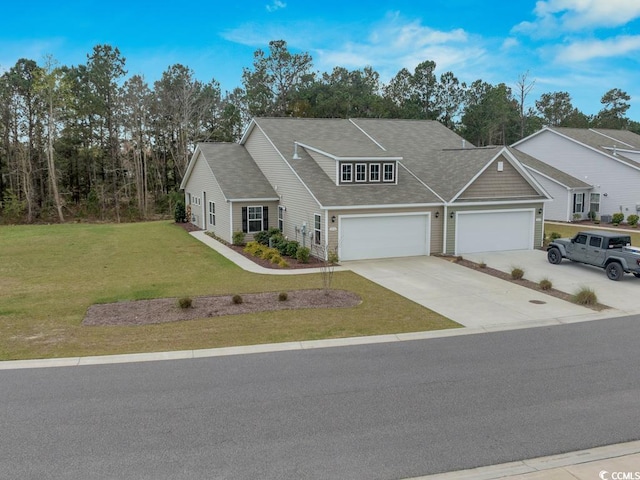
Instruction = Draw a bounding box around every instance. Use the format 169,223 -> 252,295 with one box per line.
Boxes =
526,172 -> 571,221
244,128 -> 324,254
183,152 -> 231,240
515,131 -> 640,220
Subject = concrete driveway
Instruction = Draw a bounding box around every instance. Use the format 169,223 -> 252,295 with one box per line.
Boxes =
345,251 -> 628,330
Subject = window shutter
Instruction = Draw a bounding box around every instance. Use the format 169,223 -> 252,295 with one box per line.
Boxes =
263,206 -> 269,230
242,207 -> 248,233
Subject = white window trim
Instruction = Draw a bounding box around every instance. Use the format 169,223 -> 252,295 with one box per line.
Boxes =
355,163 -> 367,182
209,201 -> 215,226
369,163 -> 380,182
589,193 -> 600,213
278,206 -> 285,231
248,205 -> 263,233
383,162 -> 395,182
574,193 -> 584,214
341,163 -> 353,183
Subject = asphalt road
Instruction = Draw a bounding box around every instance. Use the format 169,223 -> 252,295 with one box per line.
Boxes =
2,316 -> 640,480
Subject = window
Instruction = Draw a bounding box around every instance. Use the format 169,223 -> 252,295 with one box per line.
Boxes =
383,163 -> 395,182
589,236 -> 602,248
589,193 -> 600,214
278,206 -> 285,232
314,214 -> 321,245
208,201 -> 215,226
355,163 -> 367,182
341,163 -> 353,182
370,163 -> 380,182
575,234 -> 587,245
248,206 -> 263,233
573,193 -> 584,213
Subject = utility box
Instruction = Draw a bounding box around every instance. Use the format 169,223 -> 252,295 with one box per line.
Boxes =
601,214 -> 612,223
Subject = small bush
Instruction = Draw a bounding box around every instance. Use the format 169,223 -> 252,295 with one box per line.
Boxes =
232,231 -> 246,245
231,294 -> 243,305
511,267 -> 524,280
539,278 -> 553,290
588,210 -> 597,221
296,246 -> 311,263
278,259 -> 289,268
261,247 -> 279,261
478,261 -> 487,269
244,241 -> 264,257
549,232 -> 562,241
174,202 -> 186,223
327,251 -> 339,265
270,254 -> 283,264
612,212 -> 624,225
627,214 -> 639,227
283,240 -> 300,257
177,297 -> 192,309
253,230 -> 271,245
278,292 -> 288,301
572,286 -> 598,306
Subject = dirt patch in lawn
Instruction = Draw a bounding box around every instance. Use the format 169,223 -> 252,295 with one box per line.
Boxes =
83,290 -> 361,326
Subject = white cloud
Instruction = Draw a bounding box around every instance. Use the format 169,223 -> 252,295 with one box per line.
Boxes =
265,0 -> 286,13
514,0 -> 640,36
556,34 -> 640,62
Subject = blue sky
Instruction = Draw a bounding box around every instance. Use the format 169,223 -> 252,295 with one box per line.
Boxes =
2,0 -> 639,120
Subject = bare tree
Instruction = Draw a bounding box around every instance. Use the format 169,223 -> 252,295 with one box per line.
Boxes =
515,71 -> 536,139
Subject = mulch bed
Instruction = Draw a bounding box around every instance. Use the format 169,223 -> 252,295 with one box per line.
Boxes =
83,290 -> 362,326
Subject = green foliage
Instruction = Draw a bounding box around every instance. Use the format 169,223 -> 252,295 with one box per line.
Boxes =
327,250 -> 339,265
549,232 -> 562,241
232,231 -> 246,245
572,287 -> 598,306
539,278 -> 553,291
0,191 -> 26,224
511,267 -> 524,280
244,241 -> 264,257
253,230 -> 271,245
283,240 -> 300,257
278,292 -> 288,301
627,214 -> 639,227
231,294 -> 243,305
588,210 -> 597,221
177,297 -> 193,309
612,212 -> 624,224
296,246 -> 311,263
278,259 -> 289,268
270,253 -> 283,264
174,201 -> 186,223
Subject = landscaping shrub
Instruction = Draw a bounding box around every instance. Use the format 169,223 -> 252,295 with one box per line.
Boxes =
549,232 -> 562,241
270,254 -> 283,264
327,250 -> 339,265
539,278 -> 552,291
572,287 -> 597,306
612,212 -> 624,225
244,241 -> 264,257
627,214 -> 639,227
278,292 -> 288,301
231,294 -> 243,305
478,261 -> 487,269
511,267 -> 524,280
177,297 -> 192,309
232,231 -> 246,245
278,259 -> 289,268
253,230 -> 271,245
174,201 -> 186,223
588,210 -> 597,221
260,247 -> 279,261
283,240 -> 300,257
296,246 -> 311,263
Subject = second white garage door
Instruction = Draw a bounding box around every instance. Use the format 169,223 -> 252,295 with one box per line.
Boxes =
340,213 -> 430,261
456,209 -> 534,254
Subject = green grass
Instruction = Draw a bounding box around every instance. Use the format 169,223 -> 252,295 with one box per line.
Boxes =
545,222 -> 640,245
0,221 -> 459,360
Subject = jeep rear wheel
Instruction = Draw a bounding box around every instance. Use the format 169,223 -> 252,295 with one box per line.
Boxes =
547,247 -> 562,265
606,262 -> 623,281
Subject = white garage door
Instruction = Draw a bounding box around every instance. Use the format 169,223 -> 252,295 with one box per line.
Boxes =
340,214 -> 430,261
456,209 -> 534,254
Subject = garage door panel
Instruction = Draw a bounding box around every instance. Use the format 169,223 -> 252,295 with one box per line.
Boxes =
456,210 -> 534,254
340,214 -> 429,261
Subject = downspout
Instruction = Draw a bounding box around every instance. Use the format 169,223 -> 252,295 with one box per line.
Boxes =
443,205 -> 449,255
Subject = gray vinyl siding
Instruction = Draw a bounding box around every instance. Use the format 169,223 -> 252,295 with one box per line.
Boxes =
183,152 -> 231,241
516,130 -> 640,219
444,202 -> 544,254
244,127 -> 323,253
327,206 -> 444,256
307,150 -> 337,183
230,201 -> 279,242
459,157 -> 539,200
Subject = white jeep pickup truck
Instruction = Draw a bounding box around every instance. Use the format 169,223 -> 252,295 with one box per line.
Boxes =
547,230 -> 640,281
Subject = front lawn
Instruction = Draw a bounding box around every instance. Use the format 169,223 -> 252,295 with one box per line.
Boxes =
0,221 -> 459,360
545,222 -> 640,245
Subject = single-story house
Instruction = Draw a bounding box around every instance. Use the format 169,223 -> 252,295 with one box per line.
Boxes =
181,118 -> 551,260
513,127 -> 640,222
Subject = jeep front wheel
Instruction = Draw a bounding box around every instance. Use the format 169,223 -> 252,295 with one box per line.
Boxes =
606,262 -> 623,281
547,247 -> 562,265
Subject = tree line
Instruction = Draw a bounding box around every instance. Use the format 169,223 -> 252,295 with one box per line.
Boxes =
1,40 -> 636,224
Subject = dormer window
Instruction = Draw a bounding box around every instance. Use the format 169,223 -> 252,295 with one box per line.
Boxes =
341,163 -> 353,182
370,164 -> 380,182
383,163 -> 395,182
356,163 -> 367,182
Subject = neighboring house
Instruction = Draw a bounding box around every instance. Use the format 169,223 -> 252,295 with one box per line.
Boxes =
513,127 -> 640,222
181,118 -> 550,260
